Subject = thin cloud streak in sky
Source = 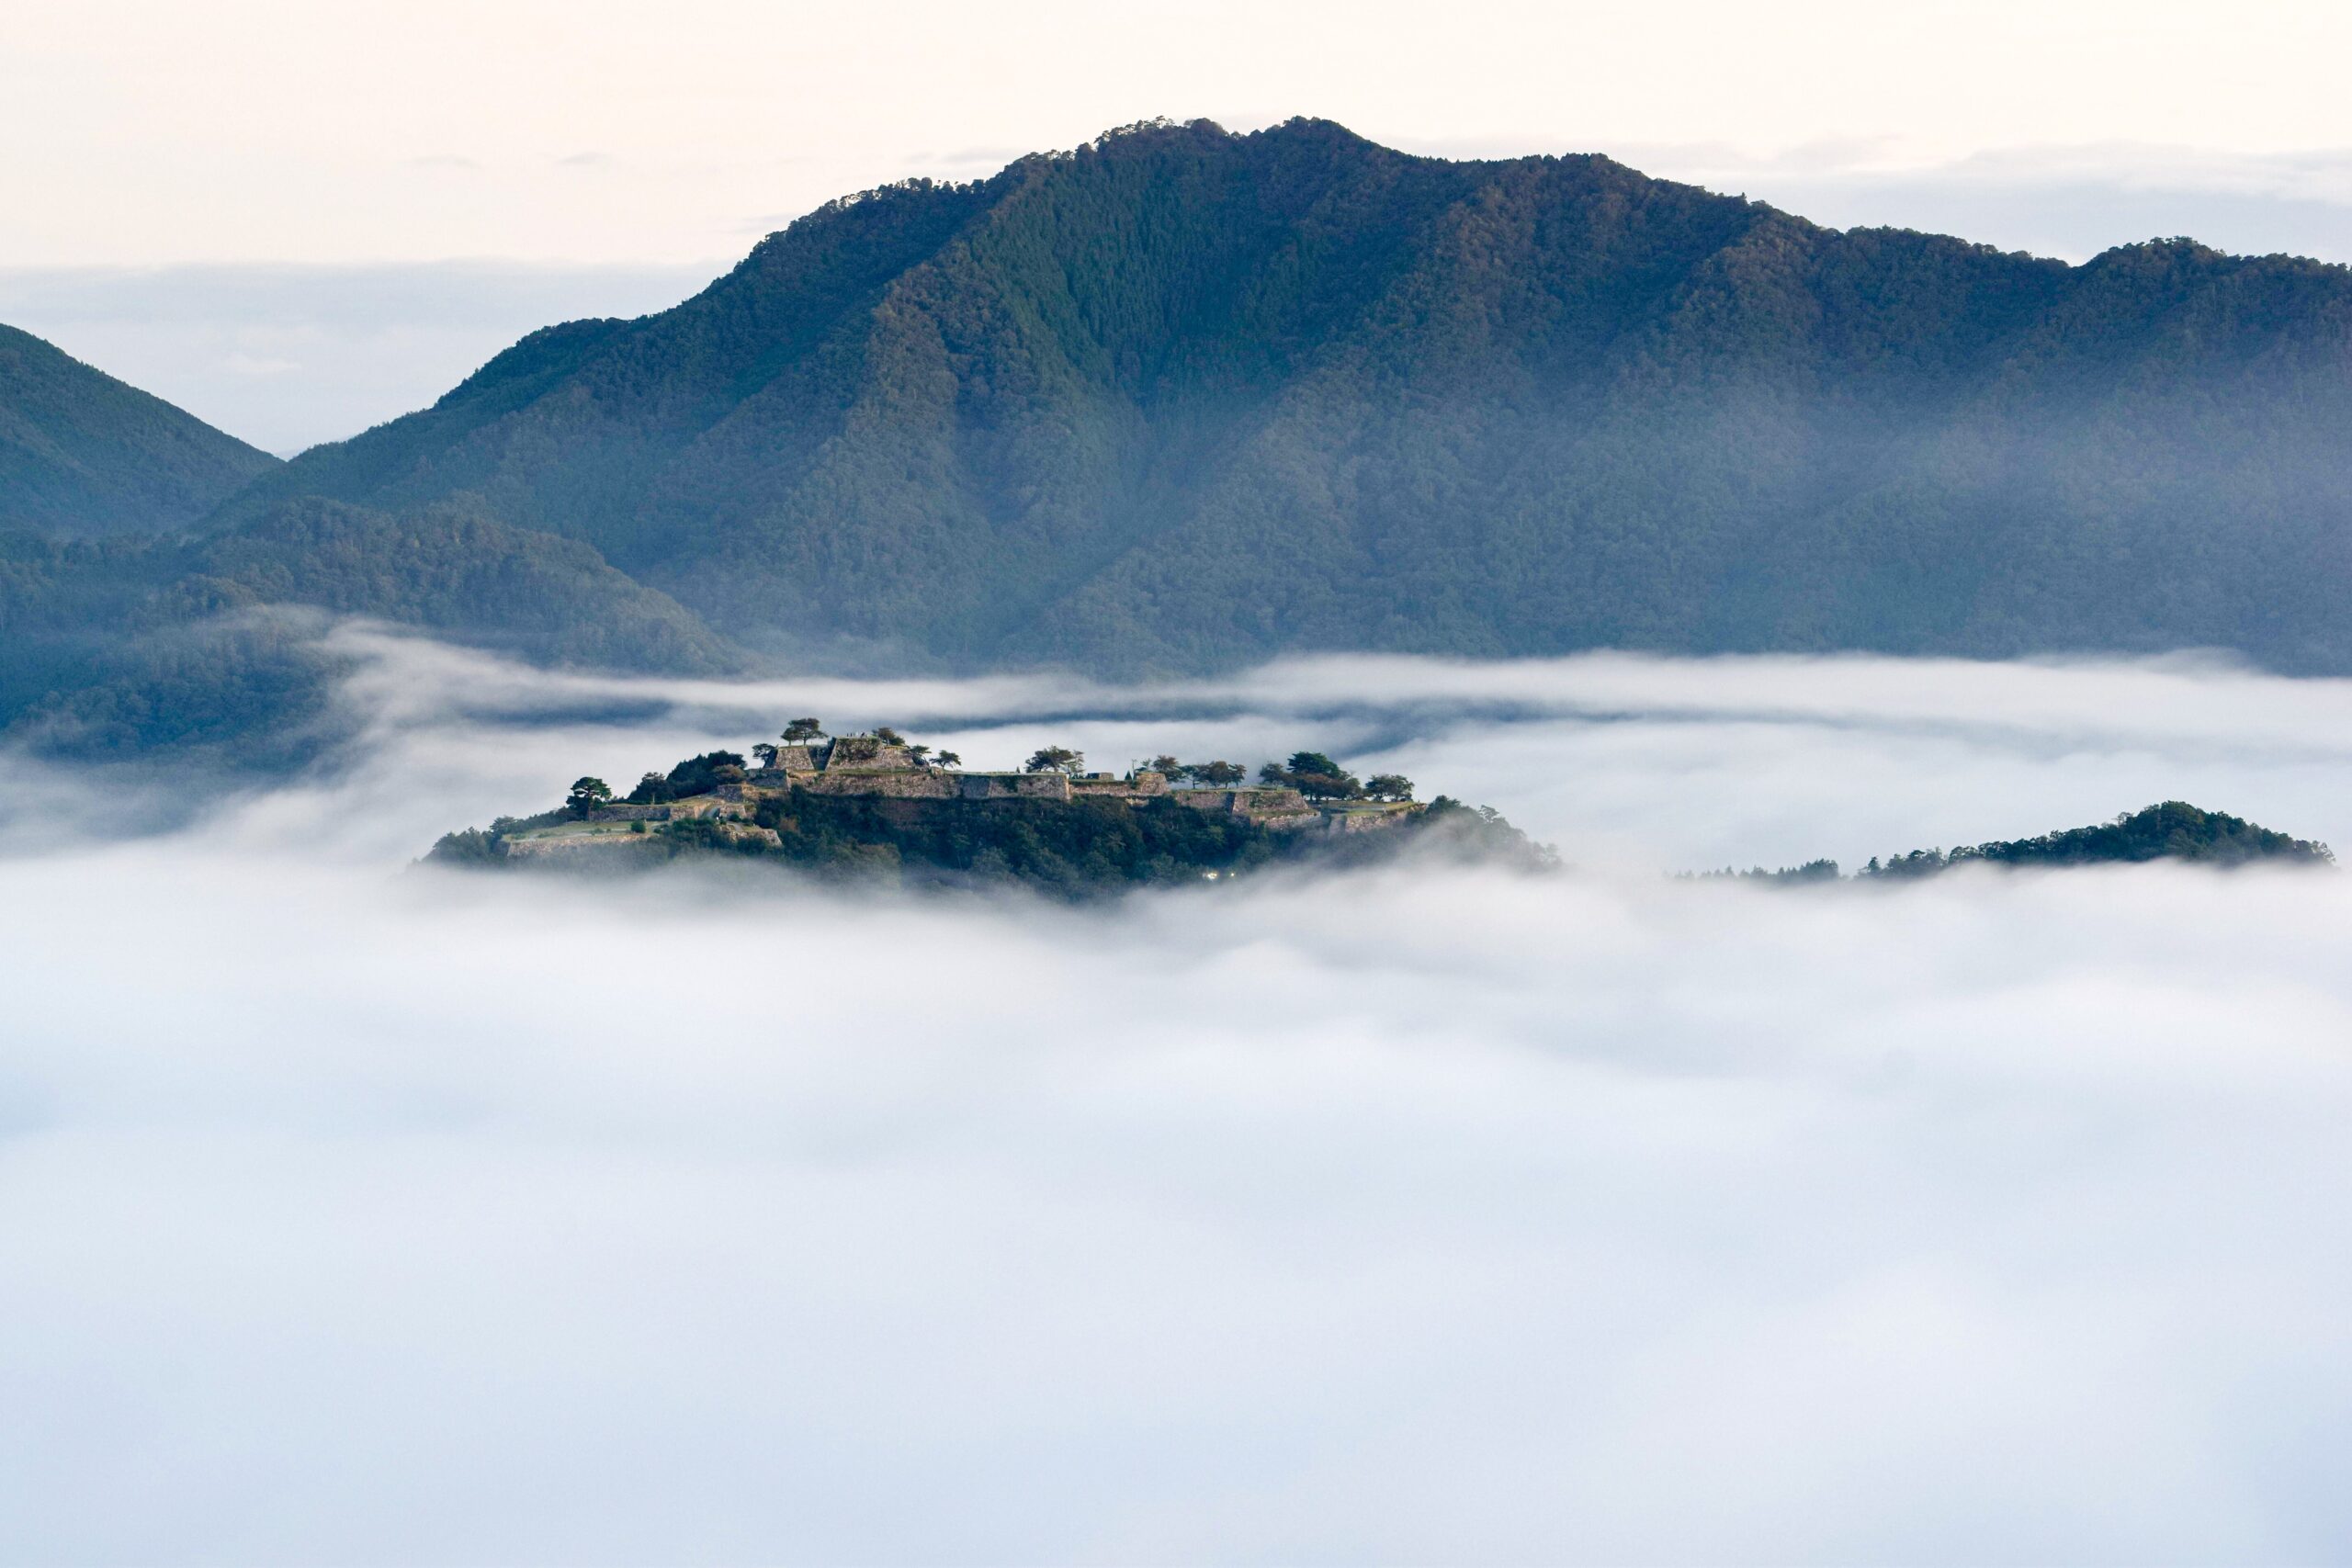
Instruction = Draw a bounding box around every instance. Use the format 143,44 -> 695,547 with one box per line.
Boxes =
2,643 -> 2349,1562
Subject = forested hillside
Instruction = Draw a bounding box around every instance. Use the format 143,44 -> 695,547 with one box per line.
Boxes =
1,323 -> 278,536
17,116 -> 2352,766
1,498 -> 739,757
215,118 -> 2352,674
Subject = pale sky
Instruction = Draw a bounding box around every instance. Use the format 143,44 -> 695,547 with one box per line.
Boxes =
8,0 -> 2352,449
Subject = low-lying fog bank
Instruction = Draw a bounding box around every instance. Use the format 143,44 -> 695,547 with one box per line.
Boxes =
3,636 -> 2349,1562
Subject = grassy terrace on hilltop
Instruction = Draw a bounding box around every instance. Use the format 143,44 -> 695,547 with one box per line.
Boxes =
427,720 -> 1553,895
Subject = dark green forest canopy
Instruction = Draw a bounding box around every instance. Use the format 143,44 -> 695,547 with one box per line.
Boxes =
1703,801 -> 2334,883
1863,800 -> 2334,877
0,498 -> 738,757
207,118 -> 2352,677
0,323 -> 277,538
18,117 -> 2352,764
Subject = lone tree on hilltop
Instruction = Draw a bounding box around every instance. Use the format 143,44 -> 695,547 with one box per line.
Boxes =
873,726 -> 906,746
661,750 -> 747,798
1185,760 -> 1246,787
934,750 -> 961,769
566,776 -> 613,817
752,742 -> 779,769
782,717 -> 825,743
1262,751 -> 1363,800
1363,773 -> 1415,802
1148,754 -> 1182,774
907,742 -> 933,764
1024,745 -> 1084,775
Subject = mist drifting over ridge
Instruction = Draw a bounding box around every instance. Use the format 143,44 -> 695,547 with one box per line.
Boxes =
4,637 -> 2352,1562
30,118 -> 2352,782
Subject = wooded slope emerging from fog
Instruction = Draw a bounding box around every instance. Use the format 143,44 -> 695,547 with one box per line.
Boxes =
224,118 -> 2352,673
0,323 -> 277,539
12,117 -> 2352,758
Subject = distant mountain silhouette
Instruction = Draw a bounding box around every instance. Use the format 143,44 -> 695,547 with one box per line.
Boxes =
215,118 -> 2352,675
1,323 -> 277,536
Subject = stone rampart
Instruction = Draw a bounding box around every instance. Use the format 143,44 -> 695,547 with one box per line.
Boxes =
502,830 -> 668,861
584,803 -> 673,823
958,772 -> 1072,802
749,744 -> 822,784
667,795 -> 754,820
706,821 -> 784,850
798,770 -> 958,800
1174,786 -> 1316,826
822,736 -> 918,773
1319,803 -> 1425,834
1071,770 -> 1169,799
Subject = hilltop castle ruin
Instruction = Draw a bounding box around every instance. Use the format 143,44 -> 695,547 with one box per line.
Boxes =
737,734 -> 1353,824
501,730 -> 1422,860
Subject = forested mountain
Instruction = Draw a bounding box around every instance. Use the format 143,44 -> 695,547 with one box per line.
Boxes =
1,323 -> 278,536
1711,800 -> 2333,883
17,117 -> 2352,765
1,498 -> 738,757
214,117 -> 2352,674
1864,800 -> 2333,876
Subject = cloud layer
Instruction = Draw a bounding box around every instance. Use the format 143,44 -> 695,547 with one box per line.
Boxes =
3,640 -> 2349,1562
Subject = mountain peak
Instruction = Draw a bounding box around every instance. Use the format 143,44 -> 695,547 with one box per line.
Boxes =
0,322 -> 277,537
194,128 -> 2352,681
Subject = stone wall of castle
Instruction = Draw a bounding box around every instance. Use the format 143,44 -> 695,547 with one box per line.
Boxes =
1173,786 -> 1317,826
662,764 -> 1333,813
820,736 -> 919,773
1071,770 -> 1169,799
585,802 -> 673,822
739,769 -> 1075,802
502,831 -> 670,862
958,772 -> 1072,802
797,770 -> 960,799
1319,803 -> 1425,834
669,795 -> 755,820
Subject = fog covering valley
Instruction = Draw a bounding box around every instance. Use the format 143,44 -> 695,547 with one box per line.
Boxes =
6,635 -> 2352,1561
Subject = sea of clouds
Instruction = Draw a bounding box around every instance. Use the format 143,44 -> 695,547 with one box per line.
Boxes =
4,631 -> 2351,1563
